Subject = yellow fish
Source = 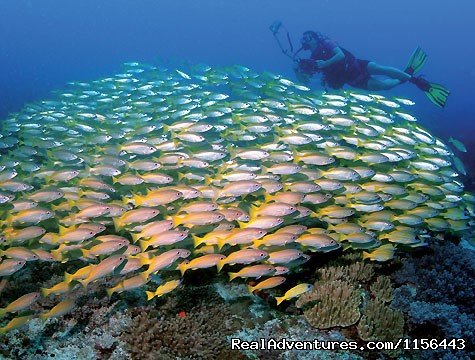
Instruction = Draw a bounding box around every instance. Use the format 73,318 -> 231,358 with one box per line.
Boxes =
363,244 -> 396,262
146,279 -> 181,301
275,283 -> 313,305
248,276 -> 287,293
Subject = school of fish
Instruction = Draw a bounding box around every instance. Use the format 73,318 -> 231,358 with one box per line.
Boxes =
0,62 -> 473,333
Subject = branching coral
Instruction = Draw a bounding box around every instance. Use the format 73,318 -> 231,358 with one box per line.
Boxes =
392,241 -> 474,314
357,299 -> 404,342
370,275 -> 393,302
318,261 -> 375,283
121,286 -> 248,360
296,279 -> 362,329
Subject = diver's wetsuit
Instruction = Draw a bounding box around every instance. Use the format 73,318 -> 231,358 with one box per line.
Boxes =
302,34 -> 370,90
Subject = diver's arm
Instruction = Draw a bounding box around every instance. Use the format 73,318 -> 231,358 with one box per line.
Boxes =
316,47 -> 345,68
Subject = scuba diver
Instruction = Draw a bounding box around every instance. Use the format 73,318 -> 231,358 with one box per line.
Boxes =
270,22 -> 450,107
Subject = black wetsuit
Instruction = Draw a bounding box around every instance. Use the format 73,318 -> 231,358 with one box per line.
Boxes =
300,34 -> 371,90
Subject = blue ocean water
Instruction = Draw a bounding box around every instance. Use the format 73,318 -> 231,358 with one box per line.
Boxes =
1,0 -> 474,176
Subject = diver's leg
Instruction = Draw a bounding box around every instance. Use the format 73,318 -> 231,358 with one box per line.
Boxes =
367,62 -> 411,82
366,77 -> 401,91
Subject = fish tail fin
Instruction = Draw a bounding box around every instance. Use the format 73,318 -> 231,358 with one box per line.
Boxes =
192,235 -> 203,248
64,272 -> 73,284
1,214 -> 12,228
106,287 -> 115,298
122,196 -> 132,206
249,204 -> 259,218
293,155 -> 302,163
362,251 -> 371,260
81,249 -> 90,258
216,260 -> 225,272
227,146 -> 237,160
40,287 -> 51,297
58,225 -> 71,235
78,278 -> 89,289
204,175 -> 214,186
239,220 -> 250,229
139,240 -> 149,252
251,240 -> 261,249
146,291 -> 155,301
342,243 -> 352,251
138,253 -> 151,266
247,284 -> 255,294
50,249 -> 62,262
228,272 -> 238,281
264,193 -> 273,203
217,238 -> 226,250
0,308 -> 6,318
172,215 -> 183,227
132,194 -> 142,206
112,217 -> 122,232
309,211 -> 319,218
130,232 -> 141,243
275,296 -> 286,306
178,263 -> 187,276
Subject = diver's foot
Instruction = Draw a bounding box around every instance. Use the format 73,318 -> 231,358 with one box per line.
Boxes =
410,75 -> 431,91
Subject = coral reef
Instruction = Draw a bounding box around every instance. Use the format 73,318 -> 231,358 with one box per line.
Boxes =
318,261 -> 375,283
357,299 -> 404,342
296,279 -> 362,329
392,241 -> 474,314
0,299 -> 132,359
295,255 -> 408,359
120,285 -> 250,360
230,317 -> 363,360
391,240 -> 475,359
370,275 -> 393,303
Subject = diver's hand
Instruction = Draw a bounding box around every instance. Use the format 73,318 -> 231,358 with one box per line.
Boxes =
297,59 -> 317,73
315,60 -> 327,69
